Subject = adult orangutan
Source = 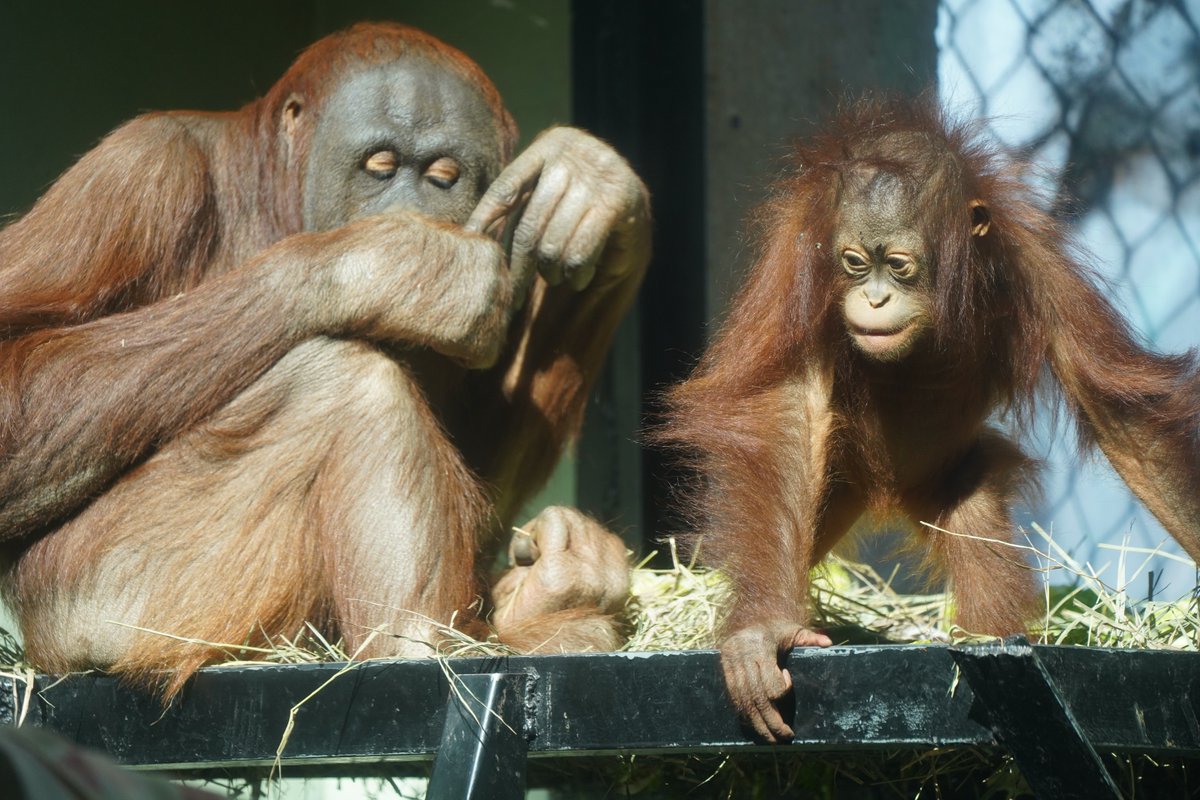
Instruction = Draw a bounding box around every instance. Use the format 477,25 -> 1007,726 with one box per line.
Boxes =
659,96 -> 1200,741
0,23 -> 647,695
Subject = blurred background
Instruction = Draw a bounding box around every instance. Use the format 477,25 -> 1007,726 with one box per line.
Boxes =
938,0 -> 1200,597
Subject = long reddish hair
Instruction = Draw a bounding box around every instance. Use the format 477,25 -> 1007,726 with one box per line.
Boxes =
658,94 -> 1199,596
666,93 -> 1197,443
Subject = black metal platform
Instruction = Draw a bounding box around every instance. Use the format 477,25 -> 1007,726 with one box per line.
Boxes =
1,642 -> 1197,798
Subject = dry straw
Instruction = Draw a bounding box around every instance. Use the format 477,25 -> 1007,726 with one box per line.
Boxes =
627,522 -> 1198,654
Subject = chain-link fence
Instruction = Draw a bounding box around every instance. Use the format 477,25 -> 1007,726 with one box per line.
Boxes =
938,0 -> 1200,596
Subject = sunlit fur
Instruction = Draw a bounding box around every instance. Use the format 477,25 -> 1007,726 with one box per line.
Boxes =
0,23 -> 642,697
659,94 -> 1200,702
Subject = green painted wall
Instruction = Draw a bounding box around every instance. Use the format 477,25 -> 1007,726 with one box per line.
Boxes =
0,1 -> 570,217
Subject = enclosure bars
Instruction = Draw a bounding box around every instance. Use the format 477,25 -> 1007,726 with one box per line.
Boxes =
0,643 -> 1196,798
426,672 -> 529,800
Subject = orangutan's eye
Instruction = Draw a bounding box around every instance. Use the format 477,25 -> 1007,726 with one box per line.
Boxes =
424,156 -> 461,189
363,150 -> 398,179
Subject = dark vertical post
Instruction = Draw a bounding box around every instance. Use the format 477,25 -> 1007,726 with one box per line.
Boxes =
572,1 -> 708,555
426,672 -> 530,800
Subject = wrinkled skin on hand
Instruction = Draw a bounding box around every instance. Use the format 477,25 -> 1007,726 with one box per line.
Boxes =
467,126 -> 649,308
720,621 -> 833,742
491,505 -> 630,630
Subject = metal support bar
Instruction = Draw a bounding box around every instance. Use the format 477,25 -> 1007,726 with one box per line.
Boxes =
0,647 -> 1195,776
426,672 -> 529,800
950,637 -> 1121,800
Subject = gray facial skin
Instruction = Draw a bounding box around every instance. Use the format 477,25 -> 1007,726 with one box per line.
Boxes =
302,56 -> 505,232
834,169 -> 933,362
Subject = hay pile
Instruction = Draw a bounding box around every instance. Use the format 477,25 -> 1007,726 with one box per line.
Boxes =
6,520 -> 1187,669
626,522 -> 1198,654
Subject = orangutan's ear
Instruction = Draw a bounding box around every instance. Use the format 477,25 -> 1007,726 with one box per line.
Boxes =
968,199 -> 991,238
280,94 -> 307,163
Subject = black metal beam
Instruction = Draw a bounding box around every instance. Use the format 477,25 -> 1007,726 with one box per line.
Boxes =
0,645 -> 1195,777
951,638 -> 1122,800
426,672 -> 529,800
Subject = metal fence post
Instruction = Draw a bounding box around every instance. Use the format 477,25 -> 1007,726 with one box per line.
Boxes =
426,672 -> 530,800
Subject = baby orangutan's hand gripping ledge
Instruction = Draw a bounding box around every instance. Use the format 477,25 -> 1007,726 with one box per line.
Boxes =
0,23 -> 647,696
659,96 -> 1200,742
